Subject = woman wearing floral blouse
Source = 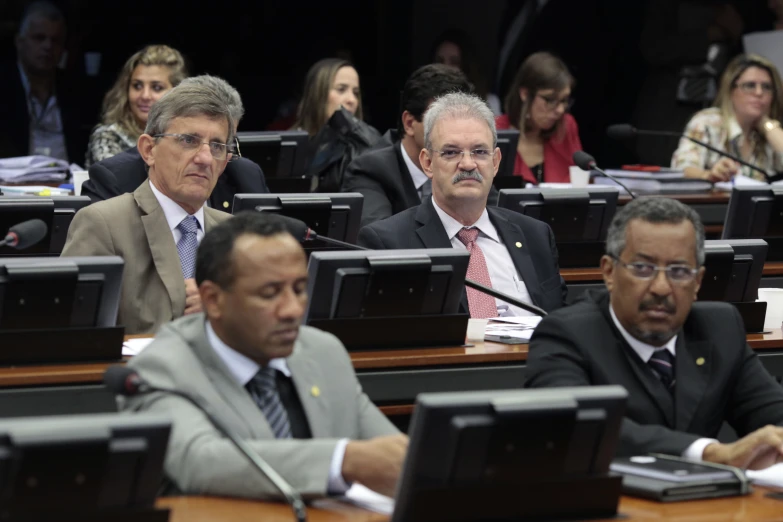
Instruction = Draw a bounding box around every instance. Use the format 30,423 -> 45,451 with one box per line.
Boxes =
672,54 -> 783,182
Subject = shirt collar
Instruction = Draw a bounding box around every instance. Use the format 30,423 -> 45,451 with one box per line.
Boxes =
400,142 -> 430,190
430,196 -> 500,243
149,180 -> 205,235
726,115 -> 743,142
609,301 -> 677,362
206,320 -> 291,387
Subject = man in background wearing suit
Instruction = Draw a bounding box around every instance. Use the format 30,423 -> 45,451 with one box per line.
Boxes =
124,212 -> 407,499
358,92 -> 566,317
81,75 -> 268,211
341,64 -> 474,227
526,197 -> 783,470
61,82 -> 235,334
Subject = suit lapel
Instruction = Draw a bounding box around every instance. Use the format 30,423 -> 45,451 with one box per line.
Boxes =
286,344 -> 331,438
488,208 -> 542,306
135,181 -> 186,316
674,336 -> 712,432
414,199 -> 453,249
394,142 -> 422,207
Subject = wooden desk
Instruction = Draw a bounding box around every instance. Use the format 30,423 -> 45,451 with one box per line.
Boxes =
158,488 -> 783,522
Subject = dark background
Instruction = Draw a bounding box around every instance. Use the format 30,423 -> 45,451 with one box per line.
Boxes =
0,0 -> 778,167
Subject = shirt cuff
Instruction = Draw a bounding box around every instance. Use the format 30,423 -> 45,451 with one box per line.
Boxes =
682,438 -> 719,461
327,438 -> 351,495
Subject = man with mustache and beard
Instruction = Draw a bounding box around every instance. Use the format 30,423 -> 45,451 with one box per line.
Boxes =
358,92 -> 566,317
526,197 -> 783,471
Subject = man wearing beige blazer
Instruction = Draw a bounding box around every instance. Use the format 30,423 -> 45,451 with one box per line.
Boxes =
62,81 -> 236,334
123,212 -> 407,500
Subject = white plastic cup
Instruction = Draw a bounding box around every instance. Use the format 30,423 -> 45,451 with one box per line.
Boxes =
757,288 -> 783,329
569,165 -> 590,187
466,318 -> 489,342
71,170 -> 89,196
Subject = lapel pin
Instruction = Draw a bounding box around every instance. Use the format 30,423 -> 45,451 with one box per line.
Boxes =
696,357 -> 705,366
223,201 -> 230,209
311,385 -> 321,397
515,242 -> 522,248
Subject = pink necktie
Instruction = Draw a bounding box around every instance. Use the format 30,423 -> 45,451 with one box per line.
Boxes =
456,227 -> 498,318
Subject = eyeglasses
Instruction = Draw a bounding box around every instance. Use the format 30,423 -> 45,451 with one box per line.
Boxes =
610,255 -> 699,284
429,148 -> 495,163
154,133 -> 237,161
735,81 -> 774,95
537,94 -> 574,111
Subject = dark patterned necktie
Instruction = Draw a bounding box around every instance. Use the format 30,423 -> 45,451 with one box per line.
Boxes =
246,367 -> 292,439
648,349 -> 675,392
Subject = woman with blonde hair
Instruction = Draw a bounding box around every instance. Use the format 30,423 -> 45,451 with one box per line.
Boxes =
294,58 -> 363,137
673,53 -> 783,181
85,45 -> 187,166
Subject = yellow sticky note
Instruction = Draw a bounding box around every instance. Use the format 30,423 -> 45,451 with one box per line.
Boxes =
38,189 -> 51,196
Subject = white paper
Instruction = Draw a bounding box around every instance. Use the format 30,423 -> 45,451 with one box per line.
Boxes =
0,156 -> 70,182
339,483 -> 394,515
489,316 -> 542,327
746,462 -> 783,487
122,338 -> 154,356
744,31 -> 783,78
714,175 -> 768,192
0,185 -> 70,195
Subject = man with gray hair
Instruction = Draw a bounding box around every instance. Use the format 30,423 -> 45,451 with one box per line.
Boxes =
62,82 -> 236,334
0,1 -> 88,162
526,197 -> 783,471
81,74 -> 268,209
358,91 -> 566,317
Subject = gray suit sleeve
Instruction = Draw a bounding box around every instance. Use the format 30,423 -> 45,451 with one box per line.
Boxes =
526,314 -> 699,456
60,206 -> 115,257
341,161 -> 393,228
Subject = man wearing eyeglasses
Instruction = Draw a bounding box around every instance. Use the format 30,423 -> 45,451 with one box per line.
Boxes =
526,197 -> 783,470
61,83 -> 235,334
358,92 -> 567,317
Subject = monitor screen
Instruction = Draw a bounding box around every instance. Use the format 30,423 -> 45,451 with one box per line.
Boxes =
699,239 -> 767,302
236,130 -> 310,178
497,187 -> 620,267
0,256 -> 123,329
304,248 -> 469,322
232,193 -> 363,250
723,186 -> 783,260
392,386 -> 627,522
0,413 -> 170,519
0,196 -> 90,256
496,129 -> 520,179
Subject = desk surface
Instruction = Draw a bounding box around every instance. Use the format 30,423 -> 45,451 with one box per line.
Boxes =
158,488 -> 783,522
0,329 -> 780,388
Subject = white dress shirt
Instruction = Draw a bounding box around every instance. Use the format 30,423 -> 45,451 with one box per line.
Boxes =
149,181 -> 206,245
17,62 -> 67,161
400,143 -> 430,200
206,321 -> 350,494
609,304 -> 717,460
431,197 -> 535,316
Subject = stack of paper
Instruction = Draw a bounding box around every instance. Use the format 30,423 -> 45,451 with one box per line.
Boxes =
714,175 -> 768,192
746,462 -> 783,487
484,316 -> 543,342
0,156 -> 70,183
593,169 -> 712,194
0,185 -> 71,195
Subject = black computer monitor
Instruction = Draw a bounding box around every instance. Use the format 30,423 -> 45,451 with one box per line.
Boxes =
0,413 -> 170,520
236,130 -> 311,193
723,186 -> 783,261
497,186 -> 620,267
0,196 -> 90,256
392,386 -> 627,522
304,249 -> 470,349
492,130 -> 524,190
232,193 -> 363,253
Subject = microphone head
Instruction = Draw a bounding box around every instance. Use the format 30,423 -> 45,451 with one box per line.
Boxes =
573,151 -> 597,171
4,219 -> 48,249
103,366 -> 144,396
606,124 -> 637,141
266,213 -> 313,241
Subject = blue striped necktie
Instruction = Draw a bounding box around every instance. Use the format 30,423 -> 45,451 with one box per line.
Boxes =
176,216 -> 200,279
246,367 -> 292,439
648,349 -> 675,392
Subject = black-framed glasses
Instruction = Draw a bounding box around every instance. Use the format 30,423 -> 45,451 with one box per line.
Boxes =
610,255 -> 699,284
429,148 -> 495,163
734,81 -> 774,95
536,94 -> 574,111
154,133 -> 237,161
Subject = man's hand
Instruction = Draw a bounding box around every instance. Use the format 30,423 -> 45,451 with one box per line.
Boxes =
184,278 -> 202,315
703,425 -> 783,470
707,157 -> 739,182
342,434 -> 409,497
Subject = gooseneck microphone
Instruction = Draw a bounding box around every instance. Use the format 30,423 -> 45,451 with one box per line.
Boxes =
270,214 -> 548,317
572,151 -> 637,199
0,219 -> 48,249
104,366 -> 308,522
606,123 -> 771,181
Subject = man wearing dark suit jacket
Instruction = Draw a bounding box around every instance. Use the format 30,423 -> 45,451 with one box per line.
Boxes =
526,197 -> 783,470
81,75 -> 268,210
358,92 -> 566,316
342,65 -> 476,227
